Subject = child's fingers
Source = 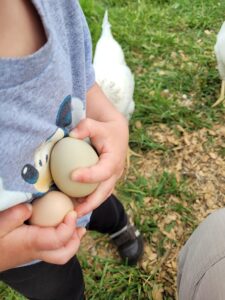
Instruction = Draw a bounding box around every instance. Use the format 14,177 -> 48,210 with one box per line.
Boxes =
77,227 -> 86,240
75,175 -> 117,217
54,210 -> 77,246
38,228 -> 84,265
0,203 -> 32,238
29,211 -> 77,251
71,153 -> 115,183
70,118 -> 107,140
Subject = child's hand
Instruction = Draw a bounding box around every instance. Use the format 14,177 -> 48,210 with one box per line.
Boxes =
0,203 -> 32,239
24,210 -> 86,264
0,205 -> 85,271
70,116 -> 128,217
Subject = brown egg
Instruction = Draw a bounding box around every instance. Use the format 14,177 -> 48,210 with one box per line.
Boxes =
29,191 -> 74,227
50,137 -> 99,197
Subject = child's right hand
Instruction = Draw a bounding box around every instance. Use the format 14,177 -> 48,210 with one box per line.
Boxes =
0,204 -> 85,272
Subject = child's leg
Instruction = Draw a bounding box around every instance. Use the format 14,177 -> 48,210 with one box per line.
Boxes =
87,194 -> 128,234
87,194 -> 144,265
0,257 -> 84,300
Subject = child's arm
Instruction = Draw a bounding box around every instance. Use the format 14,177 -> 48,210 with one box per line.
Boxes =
70,83 -> 129,217
0,204 -> 85,271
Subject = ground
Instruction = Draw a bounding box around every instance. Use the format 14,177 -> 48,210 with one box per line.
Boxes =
1,0 -> 225,299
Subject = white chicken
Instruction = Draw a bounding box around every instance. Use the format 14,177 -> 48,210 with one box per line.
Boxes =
212,22 -> 225,107
93,11 -> 139,167
93,10 -> 135,120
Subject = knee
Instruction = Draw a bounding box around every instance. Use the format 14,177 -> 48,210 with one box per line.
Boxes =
193,257 -> 225,300
178,208 -> 225,300
180,208 -> 225,259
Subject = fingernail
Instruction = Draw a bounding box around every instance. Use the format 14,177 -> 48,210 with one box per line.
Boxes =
70,171 -> 80,181
25,203 -> 32,212
68,210 -> 77,219
76,210 -> 83,218
69,129 -> 78,138
80,227 -> 86,236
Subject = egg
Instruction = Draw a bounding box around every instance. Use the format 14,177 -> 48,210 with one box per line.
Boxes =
29,191 -> 74,227
50,137 -> 99,197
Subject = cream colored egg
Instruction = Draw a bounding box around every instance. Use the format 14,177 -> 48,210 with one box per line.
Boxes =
29,191 -> 74,227
50,137 -> 99,197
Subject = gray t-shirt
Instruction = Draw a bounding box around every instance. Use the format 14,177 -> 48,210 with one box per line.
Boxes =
0,0 -> 95,227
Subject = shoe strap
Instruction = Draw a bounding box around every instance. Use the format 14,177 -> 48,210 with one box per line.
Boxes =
110,224 -> 140,248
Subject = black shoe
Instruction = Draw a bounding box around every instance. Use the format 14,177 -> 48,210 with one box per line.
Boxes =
110,221 -> 144,266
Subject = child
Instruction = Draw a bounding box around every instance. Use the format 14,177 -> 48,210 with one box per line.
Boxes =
0,1 -> 143,299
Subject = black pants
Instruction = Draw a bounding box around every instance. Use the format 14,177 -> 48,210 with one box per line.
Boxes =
0,195 -> 127,300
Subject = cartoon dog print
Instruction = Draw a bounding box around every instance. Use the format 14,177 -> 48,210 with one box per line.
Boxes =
0,95 -> 85,212
21,95 -> 85,194
21,128 -> 65,193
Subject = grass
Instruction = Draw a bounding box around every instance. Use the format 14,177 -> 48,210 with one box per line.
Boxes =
1,0 -> 225,299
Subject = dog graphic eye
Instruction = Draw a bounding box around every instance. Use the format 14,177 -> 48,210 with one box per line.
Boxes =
39,160 -> 42,167
21,164 -> 39,184
46,154 -> 49,163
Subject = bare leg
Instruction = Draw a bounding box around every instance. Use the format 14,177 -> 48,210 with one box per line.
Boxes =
212,79 -> 225,107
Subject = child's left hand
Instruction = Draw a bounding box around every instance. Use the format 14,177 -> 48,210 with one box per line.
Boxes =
69,116 -> 128,217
